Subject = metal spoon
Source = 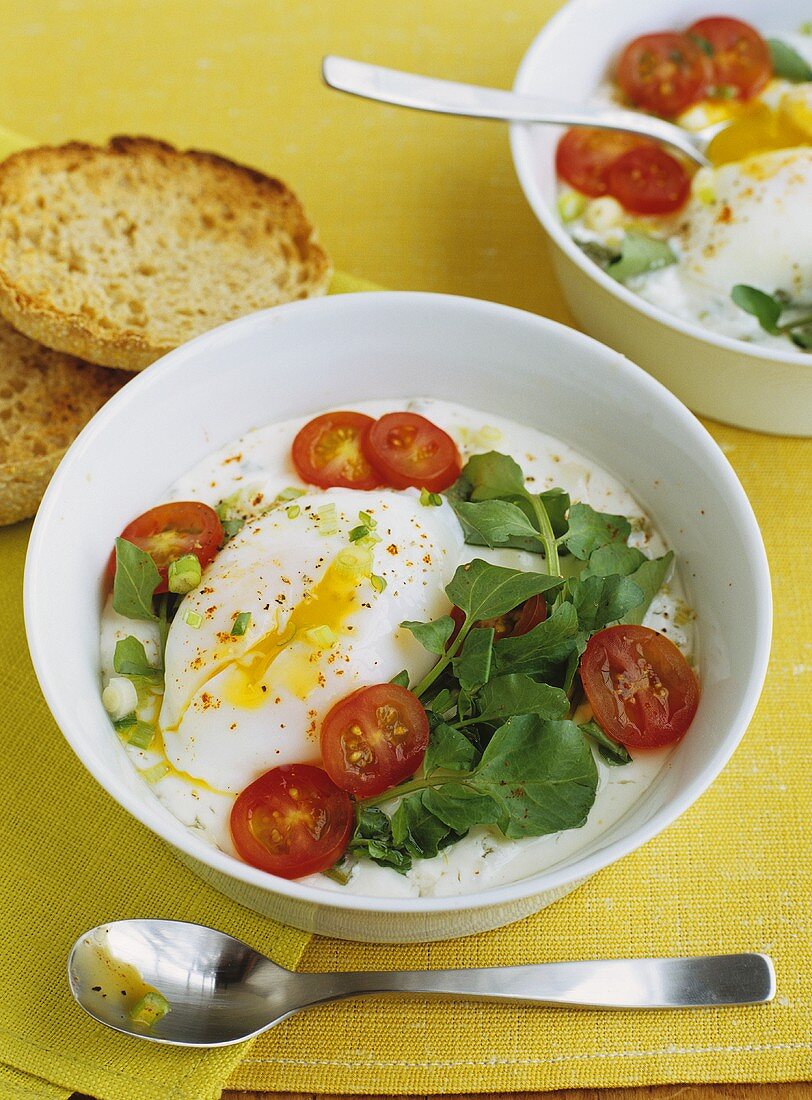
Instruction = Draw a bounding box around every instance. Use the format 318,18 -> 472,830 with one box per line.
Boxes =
322,55 -> 726,167
68,919 -> 775,1048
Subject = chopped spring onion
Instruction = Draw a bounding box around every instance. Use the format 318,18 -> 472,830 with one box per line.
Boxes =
183,609 -> 203,629
126,722 -> 155,750
167,553 -> 202,595
140,762 -> 170,785
316,503 -> 338,536
334,547 -> 368,577
276,486 -> 307,502
419,489 -> 443,507
112,713 -> 136,731
557,189 -> 588,223
305,625 -> 337,648
349,524 -> 370,542
286,504 -> 301,519
102,677 -> 139,720
129,991 -> 170,1026
358,510 -> 375,528
370,574 -> 387,594
231,611 -> 252,636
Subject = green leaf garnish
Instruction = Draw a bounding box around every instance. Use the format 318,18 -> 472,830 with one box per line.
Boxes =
424,722 -> 478,774
767,38 -> 812,81
390,669 -> 410,688
112,538 -> 160,622
451,627 -> 494,694
580,720 -> 632,767
465,674 -> 569,725
492,602 -> 581,677
621,551 -> 674,625
606,232 -> 677,284
731,284 -> 782,334
446,559 -> 561,623
113,636 -> 163,681
401,616 -> 454,655
566,573 -> 645,633
565,503 -> 632,560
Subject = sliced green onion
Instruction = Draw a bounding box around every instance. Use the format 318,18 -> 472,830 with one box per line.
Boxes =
557,189 -> 588,223
129,991 -> 170,1026
286,504 -> 301,519
358,510 -> 375,528
168,554 -> 201,595
419,488 -> 443,507
112,713 -> 137,731
126,722 -> 155,750
305,625 -> 337,648
220,516 -> 244,538
183,609 -> 203,629
102,676 -> 139,719
276,486 -> 307,502
140,762 -> 170,785
370,574 -> 387,594
231,611 -> 252,637
317,503 -> 338,536
349,524 -> 370,542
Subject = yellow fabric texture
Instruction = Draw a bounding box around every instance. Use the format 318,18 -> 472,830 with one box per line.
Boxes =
0,1 -> 809,1097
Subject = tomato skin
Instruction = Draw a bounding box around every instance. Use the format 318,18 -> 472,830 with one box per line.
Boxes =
617,32 -> 712,117
607,146 -> 690,215
230,764 -> 354,879
320,683 -> 430,797
555,128 -> 653,197
687,17 -> 771,101
362,412 -> 461,493
448,594 -> 547,647
291,411 -> 380,490
580,624 -> 699,750
107,501 -> 223,594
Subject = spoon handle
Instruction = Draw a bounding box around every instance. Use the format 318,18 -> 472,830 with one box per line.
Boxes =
335,954 -> 775,1009
322,55 -> 708,165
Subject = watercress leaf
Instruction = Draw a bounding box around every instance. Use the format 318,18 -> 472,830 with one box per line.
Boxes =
563,633 -> 588,693
790,325 -> 812,350
578,240 -> 619,270
446,559 -> 561,623
390,669 -> 410,688
451,498 -> 540,547
731,284 -> 782,334
427,687 -> 456,716
538,488 -> 571,538
112,538 -> 160,622
473,673 -> 569,723
113,635 -> 163,680
365,840 -> 412,874
462,451 -> 527,501
607,232 -> 676,283
567,573 -> 644,632
471,715 -> 598,838
452,627 -> 494,694
390,792 -> 452,858
492,601 -> 580,676
621,551 -> 674,625
425,722 -> 478,774
422,783 -> 502,833
355,806 -> 392,841
581,720 -> 632,767
401,615 -> 454,655
767,38 -> 812,81
582,543 -> 647,579
565,503 -> 632,560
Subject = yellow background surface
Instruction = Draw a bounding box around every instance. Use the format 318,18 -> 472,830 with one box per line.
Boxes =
0,2 -> 810,1099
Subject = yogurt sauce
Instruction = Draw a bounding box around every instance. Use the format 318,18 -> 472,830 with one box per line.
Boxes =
99,398 -> 695,898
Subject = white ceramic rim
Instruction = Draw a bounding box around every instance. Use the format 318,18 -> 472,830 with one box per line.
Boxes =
509,0 -> 811,369
25,291 -> 773,915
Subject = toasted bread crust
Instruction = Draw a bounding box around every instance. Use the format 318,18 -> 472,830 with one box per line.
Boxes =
0,136 -> 332,370
0,319 -> 127,524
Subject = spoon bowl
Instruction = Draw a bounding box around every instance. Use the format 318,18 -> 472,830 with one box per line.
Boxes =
69,919 -> 776,1048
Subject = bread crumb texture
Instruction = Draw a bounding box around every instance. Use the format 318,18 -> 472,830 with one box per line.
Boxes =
0,319 -> 127,524
0,136 -> 332,370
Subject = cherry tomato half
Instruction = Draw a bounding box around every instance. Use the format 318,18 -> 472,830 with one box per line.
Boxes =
687,17 -> 771,101
362,412 -> 461,493
230,764 -> 354,879
320,683 -> 430,798
606,146 -> 690,214
291,411 -> 380,490
617,32 -> 712,117
555,128 -> 653,197
107,501 -> 223,594
448,593 -> 548,647
580,624 -> 699,750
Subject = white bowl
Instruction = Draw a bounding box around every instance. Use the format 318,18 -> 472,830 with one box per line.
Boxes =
25,292 -> 771,942
510,0 -> 812,436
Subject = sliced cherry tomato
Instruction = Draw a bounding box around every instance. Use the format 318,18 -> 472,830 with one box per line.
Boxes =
291,411 -> 380,490
555,128 -> 654,197
617,32 -> 712,117
230,763 -> 353,879
687,17 -> 771,101
362,412 -> 461,493
580,624 -> 699,750
107,501 -> 223,594
320,683 -> 429,797
606,146 -> 690,214
448,594 -> 547,647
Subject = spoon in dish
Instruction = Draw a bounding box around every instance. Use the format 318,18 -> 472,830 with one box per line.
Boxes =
322,56 -> 728,167
69,919 -> 776,1048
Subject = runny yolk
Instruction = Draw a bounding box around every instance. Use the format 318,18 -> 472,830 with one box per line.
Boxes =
707,102 -> 809,165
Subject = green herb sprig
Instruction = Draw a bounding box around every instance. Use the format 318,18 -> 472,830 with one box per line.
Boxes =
731,285 -> 812,350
